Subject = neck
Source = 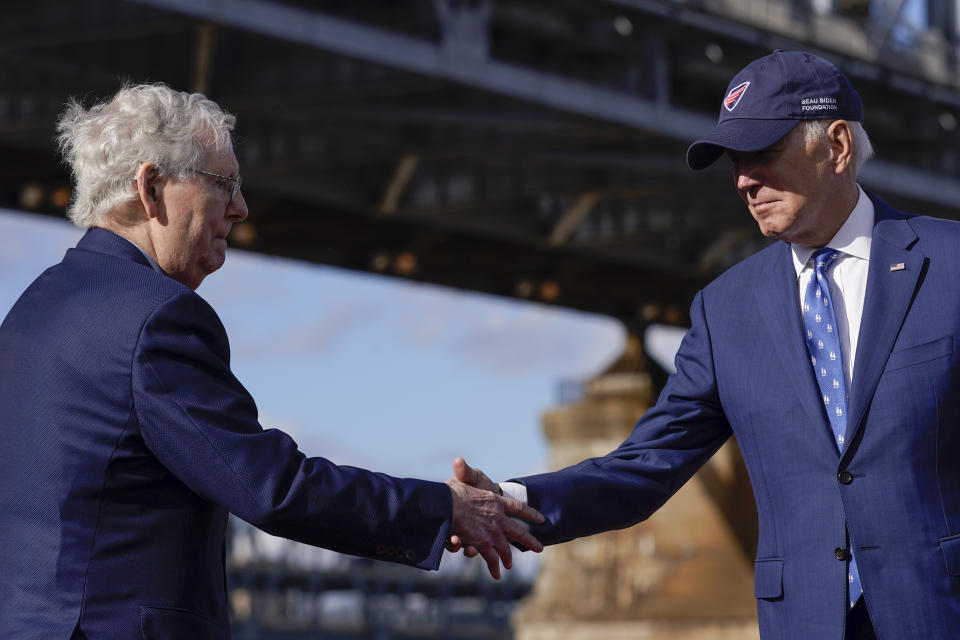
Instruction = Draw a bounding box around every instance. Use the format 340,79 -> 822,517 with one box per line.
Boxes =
98,213 -> 159,265
795,179 -> 859,248
822,182 -> 859,246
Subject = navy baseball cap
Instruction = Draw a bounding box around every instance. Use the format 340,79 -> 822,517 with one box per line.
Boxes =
686,50 -> 862,170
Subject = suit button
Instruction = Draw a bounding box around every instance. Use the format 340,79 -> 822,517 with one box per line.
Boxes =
838,471 -> 854,485
835,547 -> 850,561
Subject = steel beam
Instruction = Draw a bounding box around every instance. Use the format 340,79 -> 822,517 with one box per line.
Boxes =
549,192 -> 600,246
860,160 -> 960,210
607,0 -> 960,108
378,154 -> 419,215
192,23 -> 216,95
124,0 -> 712,140
124,0 -> 960,210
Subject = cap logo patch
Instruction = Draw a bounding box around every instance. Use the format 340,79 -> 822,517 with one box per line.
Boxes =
724,81 -> 750,111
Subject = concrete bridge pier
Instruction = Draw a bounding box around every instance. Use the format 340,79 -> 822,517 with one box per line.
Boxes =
513,337 -> 760,640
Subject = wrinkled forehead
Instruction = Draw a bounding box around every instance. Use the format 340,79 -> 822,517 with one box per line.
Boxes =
193,122 -> 235,157
196,136 -> 238,173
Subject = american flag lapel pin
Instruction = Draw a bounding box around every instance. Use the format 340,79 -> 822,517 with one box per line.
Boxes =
890,262 -> 905,272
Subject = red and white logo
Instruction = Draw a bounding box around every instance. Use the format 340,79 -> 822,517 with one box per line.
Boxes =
724,81 -> 750,112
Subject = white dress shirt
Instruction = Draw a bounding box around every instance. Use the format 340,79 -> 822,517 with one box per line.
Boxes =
791,186 -> 873,389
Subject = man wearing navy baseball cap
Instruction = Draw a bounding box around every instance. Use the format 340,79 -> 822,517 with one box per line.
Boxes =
450,50 -> 960,640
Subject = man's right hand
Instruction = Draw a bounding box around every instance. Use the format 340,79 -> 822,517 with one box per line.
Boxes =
445,458 -> 544,580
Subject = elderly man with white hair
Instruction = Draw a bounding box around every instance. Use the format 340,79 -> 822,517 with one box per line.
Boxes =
0,83 -> 543,640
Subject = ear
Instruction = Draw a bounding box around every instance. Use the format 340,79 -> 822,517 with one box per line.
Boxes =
827,120 -> 854,175
134,162 -> 164,221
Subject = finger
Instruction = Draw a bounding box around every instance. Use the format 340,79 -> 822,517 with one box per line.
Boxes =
507,515 -> 530,531
504,520 -> 545,553
478,546 -> 501,580
453,456 -> 477,484
464,545 -> 479,558
500,496 -> 545,524
446,535 -> 463,553
492,533 -> 513,571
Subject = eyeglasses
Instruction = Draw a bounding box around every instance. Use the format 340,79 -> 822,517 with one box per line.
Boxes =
192,169 -> 243,205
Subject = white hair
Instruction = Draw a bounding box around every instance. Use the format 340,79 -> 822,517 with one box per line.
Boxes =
56,83 -> 236,228
799,119 -> 874,176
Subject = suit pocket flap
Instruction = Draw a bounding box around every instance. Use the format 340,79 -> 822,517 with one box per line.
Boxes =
754,558 -> 784,599
940,535 -> 960,576
886,336 -> 953,372
140,606 -> 226,640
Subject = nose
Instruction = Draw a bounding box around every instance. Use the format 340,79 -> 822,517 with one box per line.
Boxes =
227,190 -> 248,222
734,165 -> 762,201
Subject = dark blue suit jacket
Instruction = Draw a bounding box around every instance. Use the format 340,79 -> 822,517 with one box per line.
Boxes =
516,194 -> 960,639
0,228 -> 452,639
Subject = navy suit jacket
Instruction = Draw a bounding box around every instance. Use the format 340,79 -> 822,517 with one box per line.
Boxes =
516,193 -> 960,639
0,228 -> 452,639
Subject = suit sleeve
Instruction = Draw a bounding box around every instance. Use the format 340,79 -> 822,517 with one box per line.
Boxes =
131,290 -> 451,570
515,290 -> 732,545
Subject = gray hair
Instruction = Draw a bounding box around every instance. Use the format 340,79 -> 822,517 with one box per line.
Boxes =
56,83 -> 236,228
799,119 -> 874,176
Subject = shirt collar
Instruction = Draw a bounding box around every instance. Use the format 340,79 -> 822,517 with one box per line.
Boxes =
791,185 -> 874,277
115,233 -> 164,273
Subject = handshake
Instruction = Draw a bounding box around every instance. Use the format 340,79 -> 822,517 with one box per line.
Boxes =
445,457 -> 545,580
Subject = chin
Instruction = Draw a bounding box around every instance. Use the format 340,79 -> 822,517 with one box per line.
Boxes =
203,261 -> 225,277
210,246 -> 227,264
754,213 -> 796,238
197,255 -> 225,279
756,222 -> 784,238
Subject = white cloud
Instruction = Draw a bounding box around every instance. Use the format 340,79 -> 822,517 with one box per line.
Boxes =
451,304 -> 625,376
258,412 -> 379,471
644,324 -> 688,374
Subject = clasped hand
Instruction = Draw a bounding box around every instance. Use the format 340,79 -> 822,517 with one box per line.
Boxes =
445,457 -> 544,580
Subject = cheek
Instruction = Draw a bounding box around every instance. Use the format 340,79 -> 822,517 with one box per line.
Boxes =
172,221 -> 198,256
784,194 -> 812,222
186,223 -> 206,249
190,212 -> 216,244
177,223 -> 211,267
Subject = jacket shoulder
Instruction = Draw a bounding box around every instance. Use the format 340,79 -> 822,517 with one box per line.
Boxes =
905,214 -> 960,238
702,240 -> 785,299
62,243 -> 225,329
868,190 -> 960,242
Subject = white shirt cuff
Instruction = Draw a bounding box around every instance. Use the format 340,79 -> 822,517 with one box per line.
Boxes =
499,481 -> 528,504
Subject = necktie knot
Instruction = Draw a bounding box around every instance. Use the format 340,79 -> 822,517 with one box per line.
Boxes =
811,248 -> 840,274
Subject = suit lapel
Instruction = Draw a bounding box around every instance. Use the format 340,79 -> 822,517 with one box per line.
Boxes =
755,242 -> 836,449
844,199 -> 922,458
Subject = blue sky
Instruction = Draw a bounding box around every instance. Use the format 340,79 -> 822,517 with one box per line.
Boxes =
0,207 -> 631,483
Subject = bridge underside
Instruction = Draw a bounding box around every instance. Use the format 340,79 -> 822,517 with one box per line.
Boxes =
2,0 -> 959,328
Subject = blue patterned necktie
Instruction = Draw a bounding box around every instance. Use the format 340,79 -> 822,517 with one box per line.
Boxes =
802,248 -> 862,608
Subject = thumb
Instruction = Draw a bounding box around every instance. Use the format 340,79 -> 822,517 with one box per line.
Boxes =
453,456 -> 477,484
